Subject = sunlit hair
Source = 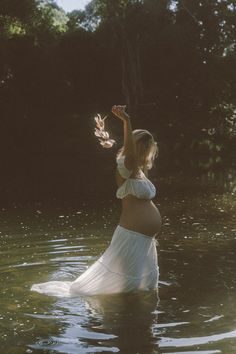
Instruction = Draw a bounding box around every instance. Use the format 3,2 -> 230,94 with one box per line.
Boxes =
116,129 -> 158,175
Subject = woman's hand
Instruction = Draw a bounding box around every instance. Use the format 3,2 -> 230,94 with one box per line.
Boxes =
111,105 -> 130,122
112,105 -> 136,162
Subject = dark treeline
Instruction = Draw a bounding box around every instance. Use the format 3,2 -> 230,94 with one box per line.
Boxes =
0,0 -> 236,204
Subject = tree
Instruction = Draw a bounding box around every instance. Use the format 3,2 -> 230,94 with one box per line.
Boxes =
78,0 -> 173,116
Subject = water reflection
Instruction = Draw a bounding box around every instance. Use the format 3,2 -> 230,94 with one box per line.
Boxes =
30,291 -> 160,353
159,329 -> 236,349
84,291 -> 160,353
0,166 -> 236,353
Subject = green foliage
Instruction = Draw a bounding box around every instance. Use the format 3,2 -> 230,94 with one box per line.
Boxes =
37,1 -> 69,33
0,0 -> 235,159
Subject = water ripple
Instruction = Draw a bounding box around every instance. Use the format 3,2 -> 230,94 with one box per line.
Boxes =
159,329 -> 236,348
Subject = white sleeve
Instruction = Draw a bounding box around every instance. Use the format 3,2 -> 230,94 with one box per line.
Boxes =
116,156 -> 133,179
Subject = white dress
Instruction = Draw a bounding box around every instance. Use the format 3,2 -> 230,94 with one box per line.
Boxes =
31,156 -> 159,297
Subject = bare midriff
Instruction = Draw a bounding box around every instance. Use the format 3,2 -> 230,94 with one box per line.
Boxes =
118,195 -> 162,238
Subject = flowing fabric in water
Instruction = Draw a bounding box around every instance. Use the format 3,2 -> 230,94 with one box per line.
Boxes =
31,225 -> 159,297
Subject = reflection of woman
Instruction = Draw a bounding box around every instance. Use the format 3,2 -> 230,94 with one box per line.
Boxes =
31,105 -> 161,297
85,291 -> 160,354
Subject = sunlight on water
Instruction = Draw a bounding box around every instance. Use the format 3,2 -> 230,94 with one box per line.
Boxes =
0,169 -> 236,353
159,329 -> 236,348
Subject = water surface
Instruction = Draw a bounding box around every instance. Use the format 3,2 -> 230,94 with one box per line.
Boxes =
0,167 -> 236,353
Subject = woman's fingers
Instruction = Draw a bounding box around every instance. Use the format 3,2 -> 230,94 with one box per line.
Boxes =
112,104 -> 126,109
111,106 -> 120,116
111,105 -> 128,121
112,105 -> 126,113
111,105 -> 118,114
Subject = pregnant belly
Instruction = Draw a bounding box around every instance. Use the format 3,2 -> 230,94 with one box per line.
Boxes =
119,197 -> 162,237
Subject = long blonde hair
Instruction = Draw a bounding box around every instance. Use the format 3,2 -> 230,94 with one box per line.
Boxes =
116,129 -> 158,176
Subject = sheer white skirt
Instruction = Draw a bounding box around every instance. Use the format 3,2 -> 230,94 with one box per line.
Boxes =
31,225 -> 159,297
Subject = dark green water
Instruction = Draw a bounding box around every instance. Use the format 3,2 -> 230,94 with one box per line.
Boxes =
0,167 -> 236,353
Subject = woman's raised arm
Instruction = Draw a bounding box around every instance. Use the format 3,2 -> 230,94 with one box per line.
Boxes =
111,105 -> 137,170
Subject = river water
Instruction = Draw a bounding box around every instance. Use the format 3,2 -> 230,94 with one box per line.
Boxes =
0,165 -> 235,353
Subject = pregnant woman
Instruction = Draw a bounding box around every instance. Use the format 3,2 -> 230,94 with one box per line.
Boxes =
31,105 -> 161,297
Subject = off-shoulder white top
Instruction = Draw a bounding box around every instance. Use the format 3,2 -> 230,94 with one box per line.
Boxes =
116,156 -> 156,200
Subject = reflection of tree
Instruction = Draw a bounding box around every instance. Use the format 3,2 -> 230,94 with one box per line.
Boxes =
85,291 -> 160,354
